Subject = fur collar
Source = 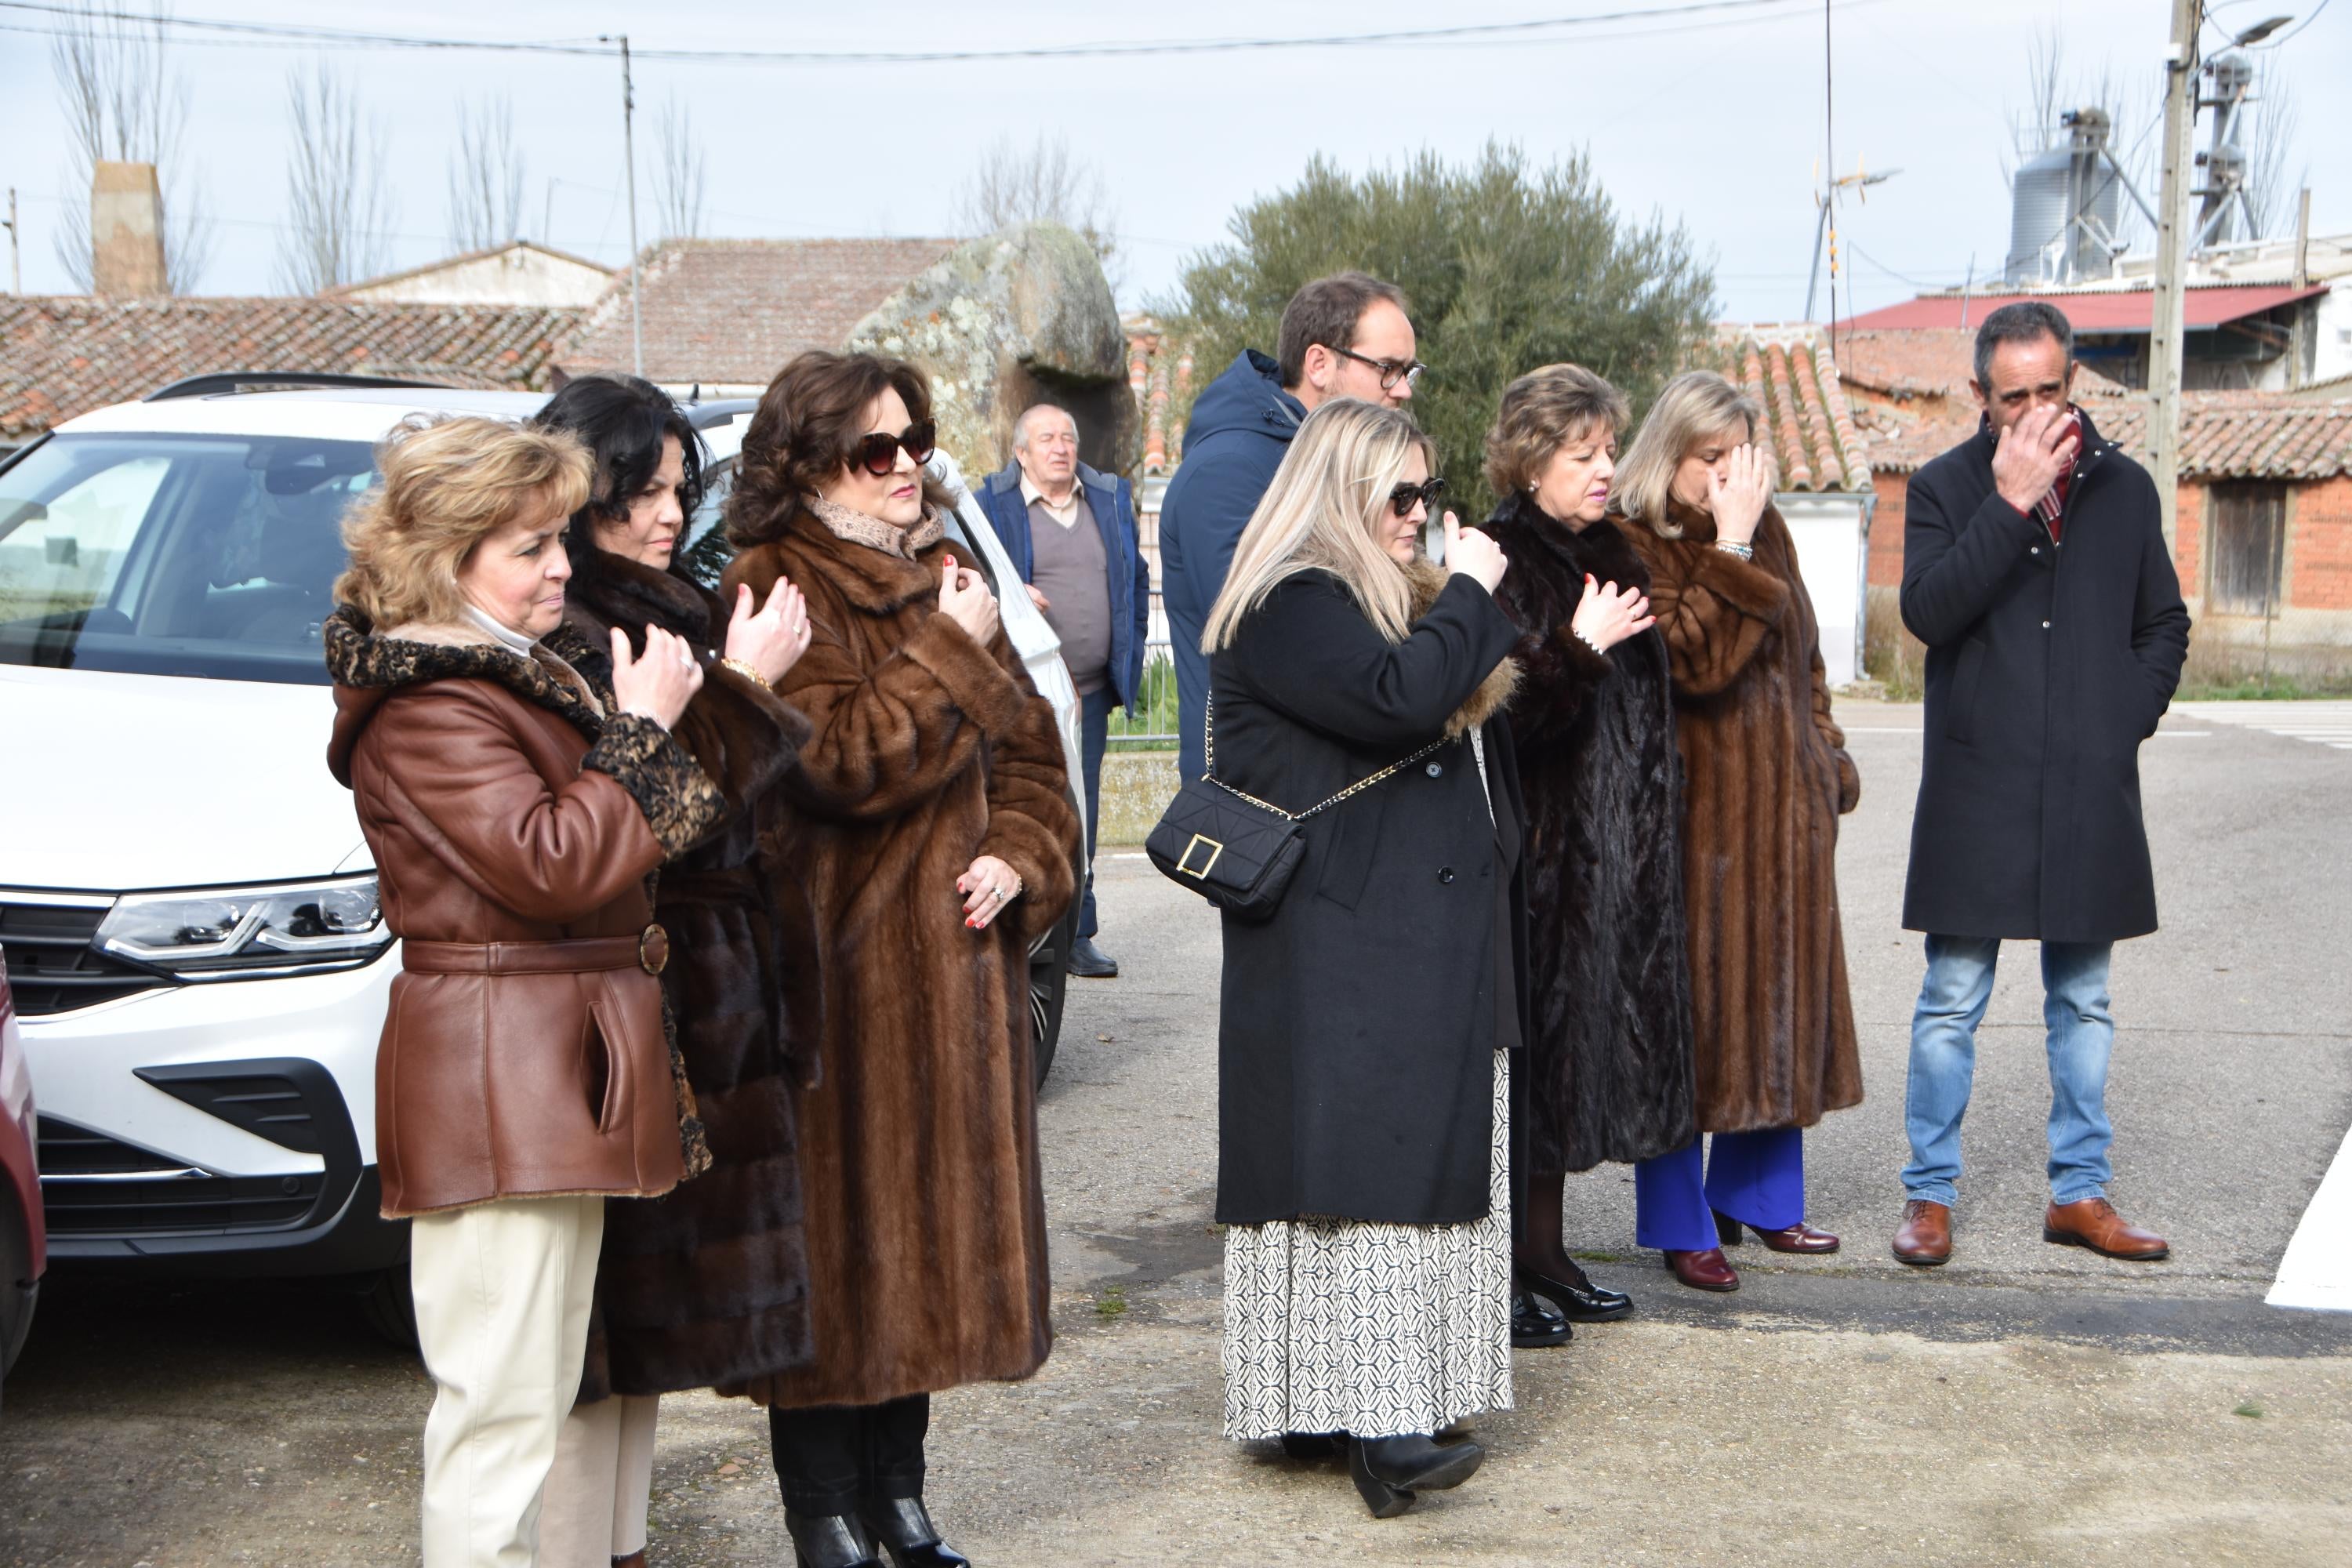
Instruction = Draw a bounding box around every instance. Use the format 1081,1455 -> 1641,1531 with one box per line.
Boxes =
325,605 -> 612,784
1486,492 -> 1652,593
804,495 -> 946,561
1404,560 -> 1520,739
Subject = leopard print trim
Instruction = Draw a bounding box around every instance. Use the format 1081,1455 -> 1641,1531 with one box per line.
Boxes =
583,713 -> 728,859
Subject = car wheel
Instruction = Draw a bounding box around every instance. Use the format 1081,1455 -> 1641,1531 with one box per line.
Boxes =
0,1199 -> 32,1397
1029,898 -> 1076,1091
358,1264 -> 420,1350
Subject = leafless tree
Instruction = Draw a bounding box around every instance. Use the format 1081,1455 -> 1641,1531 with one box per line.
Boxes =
275,62 -> 395,294
2241,64 -> 2306,240
953,132 -> 1123,292
48,0 -> 214,292
1999,28 -> 2160,256
447,93 -> 524,252
651,96 -> 707,241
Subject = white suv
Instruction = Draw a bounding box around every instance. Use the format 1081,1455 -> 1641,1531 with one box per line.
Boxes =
0,376 -> 1083,1326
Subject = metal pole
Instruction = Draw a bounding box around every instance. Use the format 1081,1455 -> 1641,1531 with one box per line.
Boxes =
2148,0 -> 2201,554
600,34 -> 643,379
1803,200 -> 1829,322
5,188 -> 17,296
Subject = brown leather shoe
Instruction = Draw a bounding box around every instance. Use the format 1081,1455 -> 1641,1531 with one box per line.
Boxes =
612,1554 -> 648,1568
2044,1197 -> 2169,1261
1664,1247 -> 1740,1291
1716,1211 -> 1842,1254
1892,1200 -> 1951,1265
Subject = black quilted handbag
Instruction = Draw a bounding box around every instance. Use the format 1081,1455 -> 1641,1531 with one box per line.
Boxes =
1146,695 -> 1440,922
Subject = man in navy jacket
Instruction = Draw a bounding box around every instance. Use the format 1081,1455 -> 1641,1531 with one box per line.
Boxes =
978,404 -> 1149,978
1159,271 -> 1423,782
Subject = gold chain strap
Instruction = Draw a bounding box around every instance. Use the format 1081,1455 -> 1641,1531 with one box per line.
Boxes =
1203,691 -> 1446,823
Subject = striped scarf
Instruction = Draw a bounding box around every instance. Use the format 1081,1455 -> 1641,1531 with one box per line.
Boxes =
2030,406 -> 2083,541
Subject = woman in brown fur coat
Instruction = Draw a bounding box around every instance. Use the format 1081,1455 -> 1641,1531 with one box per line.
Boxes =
721,352 -> 1080,1568
1614,370 -> 1862,1294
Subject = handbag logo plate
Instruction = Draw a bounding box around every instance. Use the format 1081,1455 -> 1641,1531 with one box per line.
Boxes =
1178,833 -> 1224,879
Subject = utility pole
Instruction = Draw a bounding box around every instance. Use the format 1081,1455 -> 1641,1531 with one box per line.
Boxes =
2,189 -> 17,296
599,33 -> 644,378
2147,0 -> 2202,554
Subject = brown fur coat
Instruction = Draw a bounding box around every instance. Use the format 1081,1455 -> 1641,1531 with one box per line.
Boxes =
722,510 -> 1080,1409
1620,502 -> 1863,1134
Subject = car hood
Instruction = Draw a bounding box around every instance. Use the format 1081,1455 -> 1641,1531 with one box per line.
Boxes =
0,666 -> 366,891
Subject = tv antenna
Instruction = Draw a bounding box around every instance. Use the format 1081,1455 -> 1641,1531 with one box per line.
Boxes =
1805,158 -> 1899,322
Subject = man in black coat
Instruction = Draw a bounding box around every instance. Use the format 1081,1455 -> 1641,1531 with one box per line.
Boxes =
1891,301 -> 2190,1269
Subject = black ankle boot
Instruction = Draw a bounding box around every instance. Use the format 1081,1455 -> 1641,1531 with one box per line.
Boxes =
855,1497 -> 969,1568
1348,1434 -> 1485,1516
786,1511 -> 881,1568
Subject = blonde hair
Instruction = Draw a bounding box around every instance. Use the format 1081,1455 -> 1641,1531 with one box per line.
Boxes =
1202,397 -> 1432,653
334,416 -> 593,627
1613,370 -> 1762,539
1483,363 -> 1630,497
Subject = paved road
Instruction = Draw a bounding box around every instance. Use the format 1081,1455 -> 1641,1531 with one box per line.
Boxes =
3,699 -> 2348,1566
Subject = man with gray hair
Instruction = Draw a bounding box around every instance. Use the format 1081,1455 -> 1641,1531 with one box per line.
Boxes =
978,403 -> 1149,978
1891,299 -> 2189,1268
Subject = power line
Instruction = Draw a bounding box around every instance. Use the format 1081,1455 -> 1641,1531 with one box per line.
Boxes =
0,0 -> 1860,64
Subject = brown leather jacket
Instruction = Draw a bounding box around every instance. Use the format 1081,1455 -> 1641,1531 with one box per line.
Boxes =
324,608 -> 725,1217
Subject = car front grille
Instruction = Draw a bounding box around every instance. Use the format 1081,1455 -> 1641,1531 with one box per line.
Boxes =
0,894 -> 169,1015
35,1115 -> 324,1236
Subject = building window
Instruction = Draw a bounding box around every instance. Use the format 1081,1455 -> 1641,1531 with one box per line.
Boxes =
2207,481 -> 2287,616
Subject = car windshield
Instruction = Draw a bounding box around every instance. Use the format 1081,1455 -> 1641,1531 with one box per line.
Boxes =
0,431 -> 377,684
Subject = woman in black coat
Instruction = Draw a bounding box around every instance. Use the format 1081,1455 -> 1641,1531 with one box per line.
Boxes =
1483,365 -> 1694,1330
528,375 -> 820,1568
1203,397 -> 1526,1519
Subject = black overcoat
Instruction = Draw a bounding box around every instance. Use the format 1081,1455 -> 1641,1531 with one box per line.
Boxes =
1210,567 -> 1527,1227
1487,496 -> 1697,1174
1899,407 -> 2190,943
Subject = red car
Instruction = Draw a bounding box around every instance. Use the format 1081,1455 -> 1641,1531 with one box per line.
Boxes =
0,945 -> 42,1406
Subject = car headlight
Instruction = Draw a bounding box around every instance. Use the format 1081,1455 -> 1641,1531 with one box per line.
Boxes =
94,875 -> 392,979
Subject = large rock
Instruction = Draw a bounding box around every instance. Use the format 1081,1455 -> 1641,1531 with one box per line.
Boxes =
845,223 -> 1137,479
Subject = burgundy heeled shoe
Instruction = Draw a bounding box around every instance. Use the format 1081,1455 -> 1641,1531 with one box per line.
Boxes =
1663,1247 -> 1740,1291
1715,1210 -> 1842,1254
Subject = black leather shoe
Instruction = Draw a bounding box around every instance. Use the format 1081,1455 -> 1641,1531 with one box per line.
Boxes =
1517,1261 -> 1633,1323
1278,1430 -> 1345,1461
1511,1288 -> 1571,1348
1066,936 -> 1119,978
786,1511 -> 880,1568
1349,1434 -> 1485,1516
855,1497 -> 968,1568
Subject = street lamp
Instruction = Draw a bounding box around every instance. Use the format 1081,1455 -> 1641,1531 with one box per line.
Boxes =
2230,15 -> 2294,45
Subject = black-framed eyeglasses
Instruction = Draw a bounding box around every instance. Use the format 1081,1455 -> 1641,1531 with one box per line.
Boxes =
1330,346 -> 1427,392
1388,477 -> 1447,517
847,419 -> 938,477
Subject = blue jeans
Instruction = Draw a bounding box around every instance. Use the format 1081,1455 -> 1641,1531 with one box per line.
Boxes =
1634,1130 -> 1806,1252
1077,685 -> 1111,938
1902,935 -> 2115,1207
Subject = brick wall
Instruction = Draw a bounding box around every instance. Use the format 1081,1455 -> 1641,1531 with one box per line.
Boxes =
2175,482 -> 2204,592
1868,472 -> 1908,586
2290,475 -> 2352,612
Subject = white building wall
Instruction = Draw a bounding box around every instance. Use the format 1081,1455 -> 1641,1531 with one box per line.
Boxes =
339,245 -> 615,307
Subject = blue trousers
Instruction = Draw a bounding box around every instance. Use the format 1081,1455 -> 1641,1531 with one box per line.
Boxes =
1077,685 -> 1110,938
1634,1130 -> 1806,1252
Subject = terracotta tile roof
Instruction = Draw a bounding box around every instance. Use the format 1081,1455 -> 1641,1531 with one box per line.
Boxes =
0,294 -> 578,441
1830,328 -> 2352,481
1699,327 -> 1871,492
561,238 -> 960,387
1123,314 -> 1194,475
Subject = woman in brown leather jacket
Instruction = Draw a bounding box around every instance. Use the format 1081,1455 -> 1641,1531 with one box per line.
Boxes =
324,415 -> 722,1568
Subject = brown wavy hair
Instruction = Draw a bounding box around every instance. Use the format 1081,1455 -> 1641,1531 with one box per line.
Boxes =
726,350 -> 956,546
1483,363 -> 1629,498
334,415 -> 592,627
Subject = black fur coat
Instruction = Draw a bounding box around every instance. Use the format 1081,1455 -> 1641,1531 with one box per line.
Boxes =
1488,495 -> 1697,1173
557,553 -> 825,1400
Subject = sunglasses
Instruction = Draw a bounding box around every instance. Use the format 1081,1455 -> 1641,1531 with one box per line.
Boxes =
1388,477 -> 1447,517
848,419 -> 938,477
1331,346 -> 1428,393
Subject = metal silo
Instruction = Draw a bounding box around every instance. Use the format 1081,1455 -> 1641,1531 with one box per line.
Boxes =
2004,108 -> 2122,285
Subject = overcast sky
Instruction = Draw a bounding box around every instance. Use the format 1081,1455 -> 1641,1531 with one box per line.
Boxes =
2,0 -> 2347,323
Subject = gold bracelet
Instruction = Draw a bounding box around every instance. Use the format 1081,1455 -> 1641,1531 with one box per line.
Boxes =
717,656 -> 769,688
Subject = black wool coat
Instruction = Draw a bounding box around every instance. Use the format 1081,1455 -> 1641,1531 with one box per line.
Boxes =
557,553 -> 826,1401
1210,566 -> 1528,1227
1900,408 -> 2191,943
1487,496 -> 1697,1174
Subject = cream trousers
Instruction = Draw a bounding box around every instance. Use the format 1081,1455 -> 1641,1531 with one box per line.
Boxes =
541,1393 -> 659,1565
410,1193 -> 604,1568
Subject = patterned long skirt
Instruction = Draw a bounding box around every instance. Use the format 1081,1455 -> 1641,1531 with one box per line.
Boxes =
1220,1051 -> 1513,1441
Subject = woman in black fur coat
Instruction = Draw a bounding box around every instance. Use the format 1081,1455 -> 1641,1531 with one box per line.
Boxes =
1485,365 -> 1697,1330
529,375 -> 820,1568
